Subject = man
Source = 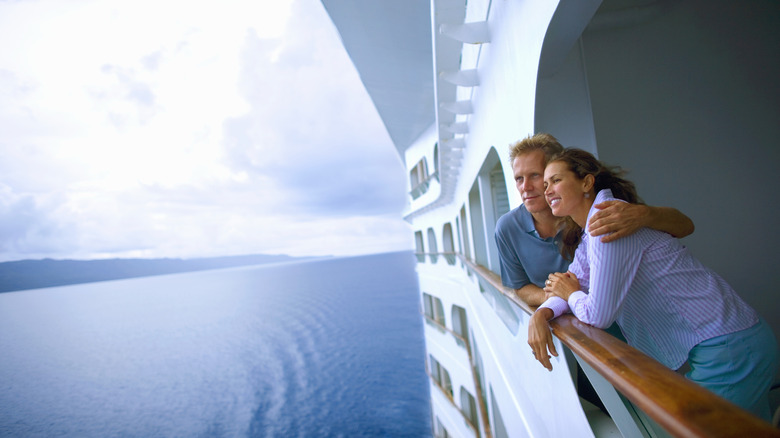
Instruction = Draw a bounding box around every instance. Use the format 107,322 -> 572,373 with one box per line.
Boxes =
494,133 -> 694,370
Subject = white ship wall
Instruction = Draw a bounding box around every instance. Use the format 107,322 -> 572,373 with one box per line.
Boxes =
430,0 -> 559,224
418,260 -> 598,437
404,125 -> 441,213
414,1 -> 614,436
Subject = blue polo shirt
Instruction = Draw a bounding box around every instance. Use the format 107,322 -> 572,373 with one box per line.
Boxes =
494,204 -> 570,289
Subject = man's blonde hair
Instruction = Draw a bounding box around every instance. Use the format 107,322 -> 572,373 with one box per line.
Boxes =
508,133 -> 564,164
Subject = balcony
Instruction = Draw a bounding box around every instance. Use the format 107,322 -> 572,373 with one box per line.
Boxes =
416,252 -> 779,437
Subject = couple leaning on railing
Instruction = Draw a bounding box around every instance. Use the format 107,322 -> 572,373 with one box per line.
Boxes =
493,134 -> 779,435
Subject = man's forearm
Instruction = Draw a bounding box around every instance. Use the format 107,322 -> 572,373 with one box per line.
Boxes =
514,284 -> 546,306
646,206 -> 695,238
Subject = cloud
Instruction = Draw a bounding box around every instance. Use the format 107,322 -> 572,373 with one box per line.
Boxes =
0,185 -> 76,260
222,3 -> 406,218
141,51 -> 163,71
0,188 -> 44,253
0,69 -> 34,97
100,64 -> 156,107
94,64 -> 158,127
0,0 -> 413,261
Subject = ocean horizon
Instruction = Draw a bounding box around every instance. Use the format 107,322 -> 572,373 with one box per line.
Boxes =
0,251 -> 432,437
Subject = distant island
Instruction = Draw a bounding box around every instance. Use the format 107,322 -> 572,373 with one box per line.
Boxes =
0,254 -> 315,293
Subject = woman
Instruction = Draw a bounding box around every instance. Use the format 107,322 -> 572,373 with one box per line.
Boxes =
529,148 -> 778,421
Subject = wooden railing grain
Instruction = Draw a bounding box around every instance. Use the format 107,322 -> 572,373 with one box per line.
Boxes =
458,255 -> 780,438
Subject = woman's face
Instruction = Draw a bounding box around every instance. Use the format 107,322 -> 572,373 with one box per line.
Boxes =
543,161 -> 587,218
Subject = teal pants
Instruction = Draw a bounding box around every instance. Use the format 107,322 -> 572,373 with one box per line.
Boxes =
686,318 -> 778,421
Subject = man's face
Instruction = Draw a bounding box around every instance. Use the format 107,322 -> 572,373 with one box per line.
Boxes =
511,150 -> 551,214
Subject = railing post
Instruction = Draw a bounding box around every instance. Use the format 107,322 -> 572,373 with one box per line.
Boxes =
575,353 -> 656,438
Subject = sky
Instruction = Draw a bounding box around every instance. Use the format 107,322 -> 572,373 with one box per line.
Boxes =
0,0 -> 413,262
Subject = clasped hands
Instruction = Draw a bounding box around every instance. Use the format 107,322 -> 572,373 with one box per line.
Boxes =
543,271 -> 581,301
528,271 -> 581,371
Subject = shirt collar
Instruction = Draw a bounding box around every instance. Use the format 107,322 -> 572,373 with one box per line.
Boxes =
521,204 -> 557,241
519,203 -> 537,233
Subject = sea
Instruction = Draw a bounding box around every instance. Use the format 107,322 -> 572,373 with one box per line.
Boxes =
0,251 -> 432,437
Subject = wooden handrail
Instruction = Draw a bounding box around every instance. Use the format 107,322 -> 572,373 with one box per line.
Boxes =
455,254 -> 780,438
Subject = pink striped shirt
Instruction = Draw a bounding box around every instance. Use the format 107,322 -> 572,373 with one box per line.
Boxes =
540,189 -> 758,369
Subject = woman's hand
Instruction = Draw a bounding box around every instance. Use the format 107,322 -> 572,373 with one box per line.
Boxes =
528,308 -> 557,371
544,272 -> 581,301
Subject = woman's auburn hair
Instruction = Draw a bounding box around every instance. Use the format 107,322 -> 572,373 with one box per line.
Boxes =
550,148 -> 642,261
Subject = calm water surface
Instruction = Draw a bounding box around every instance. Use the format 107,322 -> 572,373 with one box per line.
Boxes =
0,252 -> 431,437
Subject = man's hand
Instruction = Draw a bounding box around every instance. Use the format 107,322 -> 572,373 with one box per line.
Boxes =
587,201 -> 648,243
528,308 -> 557,371
588,201 -> 695,242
